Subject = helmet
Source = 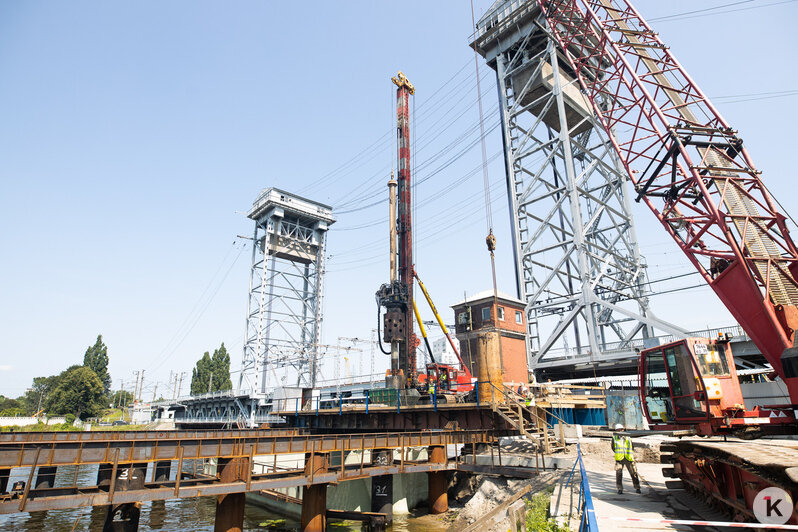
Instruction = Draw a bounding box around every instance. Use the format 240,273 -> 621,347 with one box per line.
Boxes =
614,423 -> 624,431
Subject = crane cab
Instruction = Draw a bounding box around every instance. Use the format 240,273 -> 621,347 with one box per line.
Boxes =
422,363 -> 473,393
639,337 -> 744,430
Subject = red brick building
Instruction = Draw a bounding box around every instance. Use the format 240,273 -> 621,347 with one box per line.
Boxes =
451,290 -> 529,385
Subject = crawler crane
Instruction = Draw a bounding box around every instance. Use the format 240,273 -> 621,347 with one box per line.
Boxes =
531,0 -> 798,522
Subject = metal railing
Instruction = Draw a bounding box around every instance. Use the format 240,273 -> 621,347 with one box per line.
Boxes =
564,443 -> 599,531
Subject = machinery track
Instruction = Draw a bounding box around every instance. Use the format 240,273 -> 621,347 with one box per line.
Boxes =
663,439 -> 798,523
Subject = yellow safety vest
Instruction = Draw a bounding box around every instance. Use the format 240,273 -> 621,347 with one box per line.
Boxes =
612,434 -> 634,462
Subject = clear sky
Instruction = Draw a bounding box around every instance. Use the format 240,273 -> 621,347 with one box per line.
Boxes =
2,1 -> 797,398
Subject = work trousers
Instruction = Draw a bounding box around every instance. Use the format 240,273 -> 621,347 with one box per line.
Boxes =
615,458 -> 640,492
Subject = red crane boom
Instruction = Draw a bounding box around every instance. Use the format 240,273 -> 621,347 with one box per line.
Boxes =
537,0 -> 798,398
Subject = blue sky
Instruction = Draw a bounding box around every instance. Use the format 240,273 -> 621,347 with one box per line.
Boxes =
1,1 -> 797,398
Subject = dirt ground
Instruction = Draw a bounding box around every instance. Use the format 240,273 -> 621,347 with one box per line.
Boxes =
558,436 -> 663,464
441,470 -> 563,531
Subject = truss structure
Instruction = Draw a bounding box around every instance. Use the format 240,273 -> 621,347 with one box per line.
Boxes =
239,188 -> 335,394
536,0 -> 798,379
471,1 -> 685,376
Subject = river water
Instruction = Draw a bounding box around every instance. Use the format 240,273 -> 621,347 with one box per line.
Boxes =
0,464 -> 448,531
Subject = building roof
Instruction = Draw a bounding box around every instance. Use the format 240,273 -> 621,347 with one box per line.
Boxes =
451,289 -> 525,308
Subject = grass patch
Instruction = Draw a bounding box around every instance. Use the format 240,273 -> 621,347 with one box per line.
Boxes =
525,487 -> 569,532
0,422 -> 81,433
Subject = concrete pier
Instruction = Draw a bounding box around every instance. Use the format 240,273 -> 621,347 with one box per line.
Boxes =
301,452 -> 330,532
370,449 -> 393,524
103,502 -> 141,532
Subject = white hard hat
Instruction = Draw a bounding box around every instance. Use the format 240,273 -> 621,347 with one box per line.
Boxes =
614,423 -> 624,431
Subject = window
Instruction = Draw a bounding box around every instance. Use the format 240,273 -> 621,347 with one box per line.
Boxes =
497,307 -> 505,320
515,311 -> 523,324
481,307 -> 491,321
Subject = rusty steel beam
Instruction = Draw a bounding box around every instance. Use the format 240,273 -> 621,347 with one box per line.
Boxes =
0,429 -> 494,468
0,427 -> 303,444
0,462 -> 451,514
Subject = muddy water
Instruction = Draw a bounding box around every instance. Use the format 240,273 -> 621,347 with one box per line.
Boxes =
0,465 -> 448,531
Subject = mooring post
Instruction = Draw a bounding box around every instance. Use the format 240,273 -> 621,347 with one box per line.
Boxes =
214,448 -> 250,532
301,451 -> 330,532
370,449 -> 393,525
427,445 -> 448,514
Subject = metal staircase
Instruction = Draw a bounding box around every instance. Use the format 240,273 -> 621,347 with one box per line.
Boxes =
488,383 -> 566,454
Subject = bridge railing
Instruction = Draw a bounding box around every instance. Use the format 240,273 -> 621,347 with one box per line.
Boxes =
564,443 -> 599,532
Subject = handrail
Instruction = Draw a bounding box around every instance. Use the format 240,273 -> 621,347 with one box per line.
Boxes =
565,443 -> 599,531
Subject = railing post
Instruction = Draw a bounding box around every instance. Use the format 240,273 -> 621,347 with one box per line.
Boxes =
433,383 -> 437,412
295,397 -> 299,417
316,395 -> 319,416
365,392 -> 369,415
339,395 -> 342,416
476,382 -> 480,406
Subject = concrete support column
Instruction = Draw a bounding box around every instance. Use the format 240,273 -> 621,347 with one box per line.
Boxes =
427,445 -> 448,514
301,452 -> 329,532
154,461 -> 172,483
118,463 -> 147,491
214,454 -> 249,532
35,466 -> 58,489
102,502 -> 141,532
0,468 -> 9,493
370,449 -> 393,524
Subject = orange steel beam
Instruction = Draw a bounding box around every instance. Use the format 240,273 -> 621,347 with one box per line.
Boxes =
0,429 -> 493,468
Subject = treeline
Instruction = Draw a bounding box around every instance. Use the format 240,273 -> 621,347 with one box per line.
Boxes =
0,337 -> 235,421
0,335 -> 112,420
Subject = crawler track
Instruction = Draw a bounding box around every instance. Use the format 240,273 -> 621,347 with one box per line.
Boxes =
663,439 -> 798,523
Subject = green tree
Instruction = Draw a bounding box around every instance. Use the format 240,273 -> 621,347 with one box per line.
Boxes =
190,343 -> 232,394
83,335 -> 111,395
46,366 -> 105,420
22,375 -> 60,415
211,343 -> 232,391
190,352 -> 213,395
110,389 -> 134,409
0,396 -> 25,416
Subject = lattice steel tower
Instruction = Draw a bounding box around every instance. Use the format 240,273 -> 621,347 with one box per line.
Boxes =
239,188 -> 335,394
470,1 -> 684,378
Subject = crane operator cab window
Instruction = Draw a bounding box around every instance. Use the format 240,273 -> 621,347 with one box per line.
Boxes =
664,343 -> 710,421
694,342 -> 730,377
642,351 -> 674,423
643,342 -> 710,423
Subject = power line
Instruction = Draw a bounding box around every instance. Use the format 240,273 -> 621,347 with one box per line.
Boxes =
648,0 -> 797,22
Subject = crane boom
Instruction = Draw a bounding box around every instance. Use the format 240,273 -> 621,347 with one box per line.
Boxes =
536,0 -> 798,399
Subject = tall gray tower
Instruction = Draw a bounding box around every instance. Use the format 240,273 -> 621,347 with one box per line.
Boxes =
239,188 -> 335,394
470,1 -> 684,379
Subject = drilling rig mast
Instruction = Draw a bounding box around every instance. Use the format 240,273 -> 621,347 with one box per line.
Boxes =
377,71 -> 418,389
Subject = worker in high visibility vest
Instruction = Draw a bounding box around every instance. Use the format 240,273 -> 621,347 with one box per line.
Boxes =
612,423 -> 641,495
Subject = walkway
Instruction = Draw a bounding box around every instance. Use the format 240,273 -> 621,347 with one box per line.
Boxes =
553,454 -> 722,531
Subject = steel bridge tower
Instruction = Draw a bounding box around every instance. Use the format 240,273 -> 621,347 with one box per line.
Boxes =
239,188 -> 335,394
470,1 -> 684,379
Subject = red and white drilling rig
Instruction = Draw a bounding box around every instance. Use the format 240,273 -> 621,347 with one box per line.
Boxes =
376,71 -> 474,397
